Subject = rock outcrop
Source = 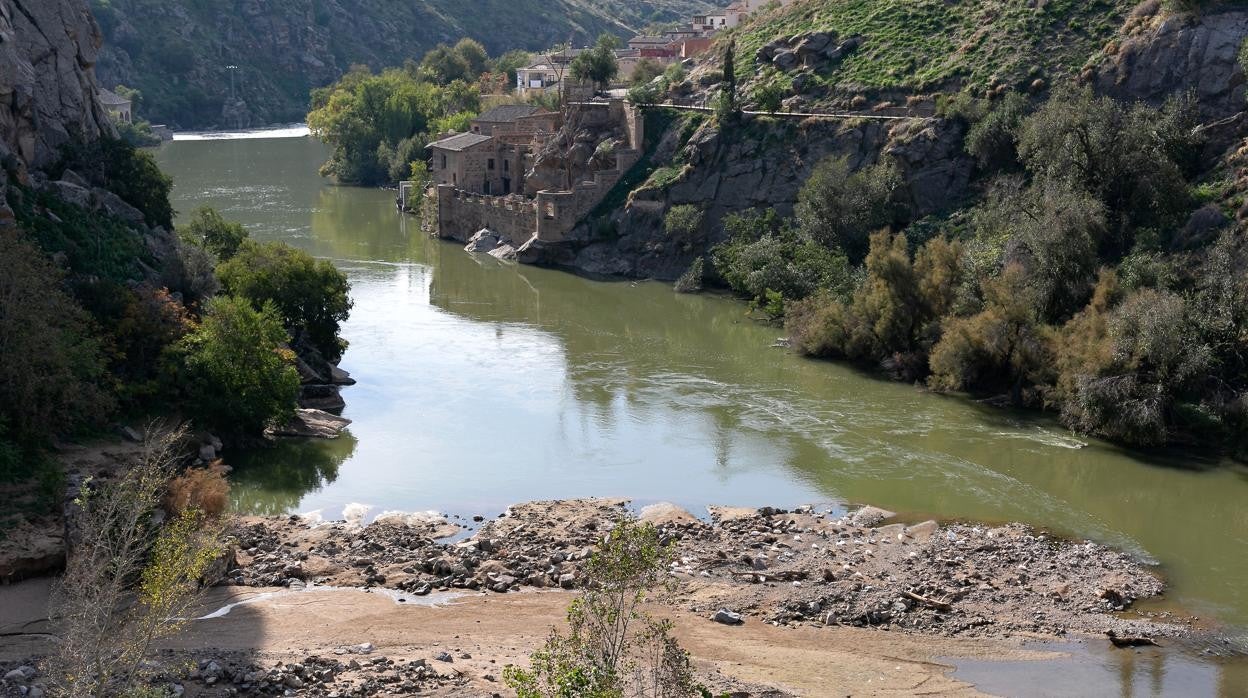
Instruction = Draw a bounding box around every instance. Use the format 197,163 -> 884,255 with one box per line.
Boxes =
547,115 -> 973,281
0,0 -> 112,171
1092,6 -> 1248,121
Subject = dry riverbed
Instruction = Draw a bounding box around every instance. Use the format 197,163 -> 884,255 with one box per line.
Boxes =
0,498 -> 1211,696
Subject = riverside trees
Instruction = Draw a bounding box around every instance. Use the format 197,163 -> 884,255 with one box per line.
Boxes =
713,87 -> 1247,453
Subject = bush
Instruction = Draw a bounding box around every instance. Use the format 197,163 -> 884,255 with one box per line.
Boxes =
179,206 -> 249,261
673,257 -> 705,294
165,462 -> 231,517
47,426 -> 226,696
503,519 -> 703,698
965,91 -> 1028,171
217,240 -> 353,363
178,296 -> 301,437
795,155 -> 903,264
712,217 -> 853,318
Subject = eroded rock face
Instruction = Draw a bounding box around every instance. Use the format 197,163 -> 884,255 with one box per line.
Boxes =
561,116 -> 972,281
0,0 -> 113,170
1092,8 -> 1248,120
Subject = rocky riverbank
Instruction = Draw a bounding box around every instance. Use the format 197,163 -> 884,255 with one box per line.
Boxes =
224,499 -> 1183,641
0,498 -> 1230,697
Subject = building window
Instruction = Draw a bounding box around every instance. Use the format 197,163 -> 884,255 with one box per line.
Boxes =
441,154 -> 447,169
503,160 -> 509,172
488,158 -> 495,170
484,180 -> 492,194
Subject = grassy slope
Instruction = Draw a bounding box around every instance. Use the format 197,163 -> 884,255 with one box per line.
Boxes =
728,0 -> 1133,94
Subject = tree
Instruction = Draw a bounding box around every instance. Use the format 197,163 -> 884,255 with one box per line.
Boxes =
1015,86 -> 1199,255
794,156 -> 903,264
178,206 -> 249,260
179,296 -> 301,436
965,91 -> 1028,171
0,230 -> 111,458
716,40 -> 738,122
929,263 -> 1054,406
631,57 -> 666,87
973,177 -> 1107,322
47,425 -> 226,697
504,519 -> 704,698
453,38 -> 490,77
570,34 -> 621,90
217,240 -> 353,363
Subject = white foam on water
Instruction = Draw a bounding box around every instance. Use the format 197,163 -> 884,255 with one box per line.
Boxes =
373,510 -> 446,526
173,125 -> 310,141
341,502 -> 372,527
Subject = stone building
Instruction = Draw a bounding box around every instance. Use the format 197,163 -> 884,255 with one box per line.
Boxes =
98,88 -> 132,124
428,132 -> 527,196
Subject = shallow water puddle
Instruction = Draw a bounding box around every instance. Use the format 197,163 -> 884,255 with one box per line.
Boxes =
195,585 -> 472,620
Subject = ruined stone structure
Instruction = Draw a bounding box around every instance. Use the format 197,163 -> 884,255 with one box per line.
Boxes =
434,100 -> 644,249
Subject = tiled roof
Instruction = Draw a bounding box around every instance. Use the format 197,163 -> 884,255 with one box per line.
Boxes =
474,104 -> 542,123
426,132 -> 493,152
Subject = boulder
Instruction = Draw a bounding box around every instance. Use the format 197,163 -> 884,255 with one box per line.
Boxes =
91,187 -> 145,224
487,243 -> 517,261
771,50 -> 798,71
712,608 -> 744,625
330,365 -> 356,386
45,179 -> 91,208
850,505 -> 896,527
268,408 -> 352,439
465,228 -> 505,254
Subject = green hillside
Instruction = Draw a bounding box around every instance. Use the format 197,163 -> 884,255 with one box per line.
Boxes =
90,0 -> 715,129
729,0 -> 1133,94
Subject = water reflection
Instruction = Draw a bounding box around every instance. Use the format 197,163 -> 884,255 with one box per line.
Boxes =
952,640 -> 1248,698
228,433 -> 358,516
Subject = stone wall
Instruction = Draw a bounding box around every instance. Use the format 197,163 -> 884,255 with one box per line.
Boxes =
436,185 -> 539,245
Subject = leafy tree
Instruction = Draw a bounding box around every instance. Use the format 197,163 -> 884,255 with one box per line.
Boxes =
965,91 -> 1028,171
421,44 -> 473,85
308,66 -> 480,185
570,35 -> 621,90
178,206 -> 249,260
1016,86 -> 1199,254
973,177 -> 1107,322
217,240 -> 353,362
0,231 -> 111,456
794,156 -> 903,264
712,210 -> 853,316
453,38 -> 490,77
630,57 -> 666,86
178,296 -> 300,436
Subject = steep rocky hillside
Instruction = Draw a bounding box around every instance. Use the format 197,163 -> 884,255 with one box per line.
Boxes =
0,0 -> 113,173
89,0 -> 716,129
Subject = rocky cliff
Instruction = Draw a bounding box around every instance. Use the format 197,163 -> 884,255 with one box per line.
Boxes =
0,0 -> 112,172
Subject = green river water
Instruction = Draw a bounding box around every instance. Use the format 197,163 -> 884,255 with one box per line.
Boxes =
156,133 -> 1248,693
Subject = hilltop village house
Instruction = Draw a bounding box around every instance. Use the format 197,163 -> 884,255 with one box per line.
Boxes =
427,99 -> 643,248
514,0 -> 798,98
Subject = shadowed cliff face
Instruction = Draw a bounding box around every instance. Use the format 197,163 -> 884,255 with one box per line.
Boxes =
0,0 -> 111,171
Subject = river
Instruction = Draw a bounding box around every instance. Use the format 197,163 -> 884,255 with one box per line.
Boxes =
155,134 -> 1248,657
